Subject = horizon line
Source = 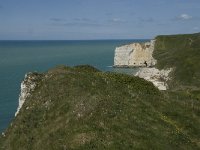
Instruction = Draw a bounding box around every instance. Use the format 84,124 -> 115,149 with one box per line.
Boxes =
0,38 -> 151,41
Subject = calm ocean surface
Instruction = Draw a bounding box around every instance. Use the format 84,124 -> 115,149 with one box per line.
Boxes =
0,39 -> 148,132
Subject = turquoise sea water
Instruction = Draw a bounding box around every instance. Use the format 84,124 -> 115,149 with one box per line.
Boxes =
0,40 -> 148,132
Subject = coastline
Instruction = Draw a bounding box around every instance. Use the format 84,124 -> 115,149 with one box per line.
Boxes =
113,39 -> 172,90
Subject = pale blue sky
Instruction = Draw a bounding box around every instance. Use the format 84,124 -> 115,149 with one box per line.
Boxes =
0,0 -> 200,40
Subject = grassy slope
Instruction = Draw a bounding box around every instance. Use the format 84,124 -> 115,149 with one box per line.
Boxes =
153,33 -> 200,148
153,33 -> 200,89
0,65 -> 200,149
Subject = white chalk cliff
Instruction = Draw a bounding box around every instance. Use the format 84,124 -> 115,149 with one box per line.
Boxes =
15,73 -> 41,116
114,40 -> 172,90
135,68 -> 172,90
114,40 -> 156,67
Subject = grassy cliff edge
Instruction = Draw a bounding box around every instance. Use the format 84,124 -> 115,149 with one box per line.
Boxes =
154,33 -> 200,89
0,65 -> 200,149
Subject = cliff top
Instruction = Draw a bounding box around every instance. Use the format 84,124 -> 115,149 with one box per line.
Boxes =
154,33 -> 200,89
1,65 -> 200,149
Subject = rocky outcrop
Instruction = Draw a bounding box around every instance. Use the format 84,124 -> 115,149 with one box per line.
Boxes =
15,72 -> 42,116
113,39 -> 173,90
114,40 -> 156,67
135,68 -> 172,90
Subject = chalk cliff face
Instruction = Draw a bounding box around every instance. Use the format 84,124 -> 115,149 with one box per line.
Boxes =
114,40 -> 156,67
114,39 -> 172,90
136,68 -> 172,90
15,72 -> 42,116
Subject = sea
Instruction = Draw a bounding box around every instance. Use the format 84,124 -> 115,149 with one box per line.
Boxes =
0,39 -> 149,133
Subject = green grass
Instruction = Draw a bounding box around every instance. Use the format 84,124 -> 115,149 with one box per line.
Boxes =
153,33 -> 200,89
0,65 -> 200,149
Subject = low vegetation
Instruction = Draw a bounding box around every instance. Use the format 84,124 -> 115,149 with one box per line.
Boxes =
0,65 -> 200,149
154,33 -> 200,89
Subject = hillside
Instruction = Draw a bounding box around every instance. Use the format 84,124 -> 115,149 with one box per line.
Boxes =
0,65 -> 200,149
154,33 -> 200,89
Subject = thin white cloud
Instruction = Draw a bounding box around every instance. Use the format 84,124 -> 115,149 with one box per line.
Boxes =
109,18 -> 126,23
173,14 -> 200,22
178,14 -> 193,20
112,18 -> 121,22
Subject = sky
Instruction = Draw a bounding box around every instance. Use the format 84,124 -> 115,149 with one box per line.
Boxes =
0,0 -> 200,40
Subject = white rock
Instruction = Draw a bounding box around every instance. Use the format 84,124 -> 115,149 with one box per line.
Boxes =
135,68 -> 172,90
2,132 -> 5,137
114,40 -> 156,67
15,73 -> 39,116
114,39 -> 173,90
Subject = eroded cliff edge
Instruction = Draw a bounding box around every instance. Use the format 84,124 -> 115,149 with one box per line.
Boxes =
114,40 -> 156,67
2,65 -> 199,149
15,72 -> 43,116
114,39 -> 172,90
